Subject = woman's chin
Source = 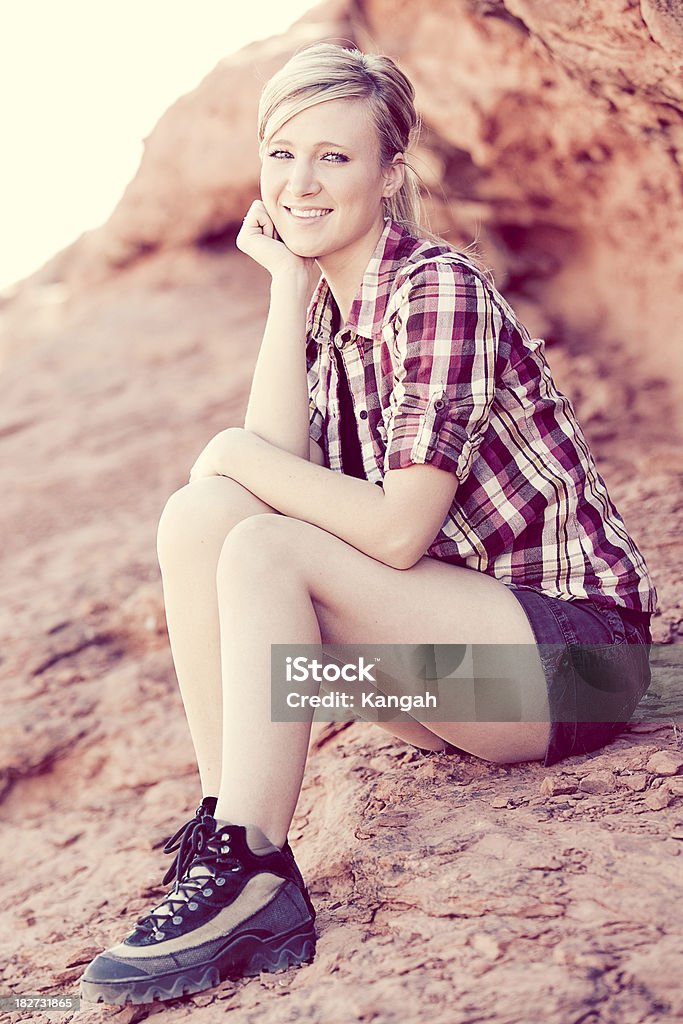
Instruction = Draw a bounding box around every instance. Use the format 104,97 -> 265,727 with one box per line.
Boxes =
280,237 -> 322,259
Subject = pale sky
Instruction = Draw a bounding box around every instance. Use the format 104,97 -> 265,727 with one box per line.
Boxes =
0,1 -> 316,290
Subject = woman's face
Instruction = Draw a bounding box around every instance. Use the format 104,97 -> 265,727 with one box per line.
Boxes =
259,97 -> 403,269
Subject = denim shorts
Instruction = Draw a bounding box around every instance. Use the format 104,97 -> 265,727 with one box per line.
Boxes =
507,587 -> 653,767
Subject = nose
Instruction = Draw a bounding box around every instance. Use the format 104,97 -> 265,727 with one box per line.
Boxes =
287,158 -> 320,198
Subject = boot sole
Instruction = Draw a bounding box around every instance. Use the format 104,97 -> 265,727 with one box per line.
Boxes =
79,922 -> 316,1005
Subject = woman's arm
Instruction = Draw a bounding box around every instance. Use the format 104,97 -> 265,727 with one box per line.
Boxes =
236,200 -> 321,460
243,272 -> 313,460
190,428 -> 457,569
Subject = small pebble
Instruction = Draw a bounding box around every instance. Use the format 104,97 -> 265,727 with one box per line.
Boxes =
579,770 -> 616,795
540,776 -> 578,796
620,773 -> 649,792
471,933 -> 503,959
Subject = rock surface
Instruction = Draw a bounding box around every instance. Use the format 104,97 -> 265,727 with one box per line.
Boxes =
1,2 -> 682,1023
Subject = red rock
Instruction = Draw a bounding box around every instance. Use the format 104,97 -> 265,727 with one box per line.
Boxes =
646,750 -> 683,776
540,776 -> 578,796
644,789 -> 673,811
619,773 -> 649,792
579,771 -> 617,795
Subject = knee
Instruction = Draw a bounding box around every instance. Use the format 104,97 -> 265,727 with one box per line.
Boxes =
156,477 -> 239,566
156,484 -> 197,564
216,513 -> 300,585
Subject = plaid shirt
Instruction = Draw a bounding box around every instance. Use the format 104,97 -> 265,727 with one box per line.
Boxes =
306,217 -> 658,617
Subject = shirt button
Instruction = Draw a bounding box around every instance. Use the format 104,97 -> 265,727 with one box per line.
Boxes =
359,409 -> 368,420
433,398 -> 447,412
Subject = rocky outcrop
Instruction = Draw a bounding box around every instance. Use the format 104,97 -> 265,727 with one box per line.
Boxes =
6,0 -> 681,425
356,0 -> 683,420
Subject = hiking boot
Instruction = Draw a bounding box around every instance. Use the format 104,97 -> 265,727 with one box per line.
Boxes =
158,797 -> 315,922
79,818 -> 316,1005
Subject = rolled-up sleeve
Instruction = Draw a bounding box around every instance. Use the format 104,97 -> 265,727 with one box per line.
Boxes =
383,260 -> 500,483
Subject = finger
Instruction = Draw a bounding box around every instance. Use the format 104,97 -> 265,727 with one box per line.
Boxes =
242,201 -> 276,238
255,209 -> 275,239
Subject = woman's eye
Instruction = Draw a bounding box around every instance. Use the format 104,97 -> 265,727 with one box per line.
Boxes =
266,150 -> 348,163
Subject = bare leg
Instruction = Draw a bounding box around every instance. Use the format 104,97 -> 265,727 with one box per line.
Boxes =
157,487 -> 551,852
155,477 -> 281,797
212,526 -> 321,847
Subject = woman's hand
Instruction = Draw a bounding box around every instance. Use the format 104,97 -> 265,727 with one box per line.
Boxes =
188,427 -> 247,484
235,200 -> 320,291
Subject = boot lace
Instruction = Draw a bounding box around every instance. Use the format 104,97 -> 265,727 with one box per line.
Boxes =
135,823 -> 244,938
160,807 -> 214,887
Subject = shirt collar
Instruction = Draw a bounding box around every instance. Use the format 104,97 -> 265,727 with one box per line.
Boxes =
306,216 -> 416,344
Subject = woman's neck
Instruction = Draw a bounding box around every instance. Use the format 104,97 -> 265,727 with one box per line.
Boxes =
316,216 -> 387,325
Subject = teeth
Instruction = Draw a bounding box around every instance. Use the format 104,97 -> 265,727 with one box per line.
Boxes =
287,208 -> 332,219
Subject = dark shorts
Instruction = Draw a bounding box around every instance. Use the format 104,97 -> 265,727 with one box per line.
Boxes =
507,587 -> 653,767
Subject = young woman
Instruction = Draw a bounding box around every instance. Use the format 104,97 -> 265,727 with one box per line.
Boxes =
80,42 -> 657,1005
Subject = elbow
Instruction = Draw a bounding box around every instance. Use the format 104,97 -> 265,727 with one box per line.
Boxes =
389,550 -> 425,571
381,535 -> 427,571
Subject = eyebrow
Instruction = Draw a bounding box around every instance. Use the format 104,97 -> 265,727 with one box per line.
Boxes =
268,138 -> 351,149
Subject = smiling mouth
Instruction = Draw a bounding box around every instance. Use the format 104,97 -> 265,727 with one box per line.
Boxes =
284,207 -> 333,220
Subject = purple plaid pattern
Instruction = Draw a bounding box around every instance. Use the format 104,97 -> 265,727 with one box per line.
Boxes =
305,217 -> 658,617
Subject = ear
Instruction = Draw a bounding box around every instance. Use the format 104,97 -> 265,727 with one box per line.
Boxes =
382,153 -> 406,199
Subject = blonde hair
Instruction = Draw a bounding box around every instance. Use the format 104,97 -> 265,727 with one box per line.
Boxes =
257,42 -> 488,274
